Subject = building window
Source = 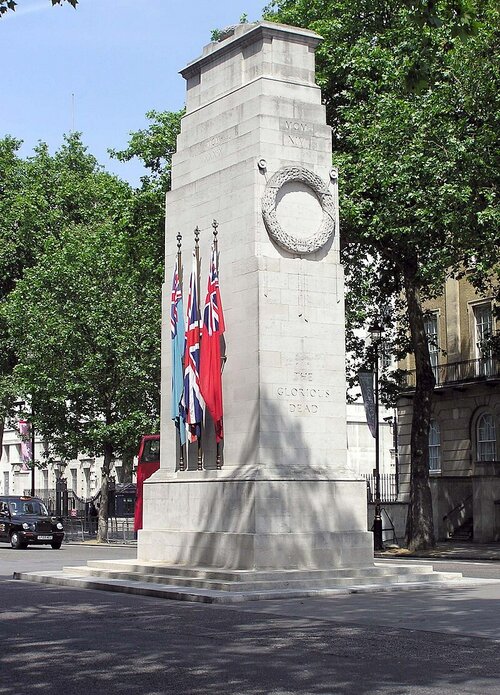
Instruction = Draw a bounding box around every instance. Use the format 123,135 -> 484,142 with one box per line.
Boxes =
3,471 -> 9,494
476,413 -> 497,461
428,419 -> 441,472
42,469 -> 49,493
424,313 -> 439,382
84,468 -> 91,498
473,303 -> 493,376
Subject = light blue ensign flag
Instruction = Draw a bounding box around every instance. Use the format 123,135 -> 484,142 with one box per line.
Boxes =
171,258 -> 186,445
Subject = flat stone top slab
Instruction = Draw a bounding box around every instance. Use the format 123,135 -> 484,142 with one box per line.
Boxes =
181,21 -> 323,78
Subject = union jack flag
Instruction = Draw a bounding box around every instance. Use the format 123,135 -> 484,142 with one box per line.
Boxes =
182,251 -> 204,443
200,246 -> 225,442
170,258 -> 186,445
170,259 -> 183,339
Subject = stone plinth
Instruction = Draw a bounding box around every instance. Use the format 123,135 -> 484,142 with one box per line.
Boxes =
140,477 -> 372,569
139,21 -> 373,570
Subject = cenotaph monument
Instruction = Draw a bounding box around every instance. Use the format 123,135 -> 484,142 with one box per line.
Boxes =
16,21 -> 462,598
138,20 -> 374,572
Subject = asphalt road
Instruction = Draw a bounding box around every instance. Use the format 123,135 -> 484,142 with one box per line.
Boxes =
0,541 -> 137,578
378,556 -> 500,581
1,545 -> 500,695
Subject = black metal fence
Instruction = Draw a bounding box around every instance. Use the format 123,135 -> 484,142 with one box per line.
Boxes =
26,486 -> 89,518
364,473 -> 398,502
25,484 -> 136,543
62,517 -> 135,543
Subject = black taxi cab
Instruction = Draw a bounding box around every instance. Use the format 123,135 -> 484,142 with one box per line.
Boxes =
0,496 -> 64,549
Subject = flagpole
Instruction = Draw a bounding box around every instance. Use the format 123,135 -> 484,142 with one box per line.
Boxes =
176,231 -> 186,472
212,219 -> 223,470
194,226 -> 203,471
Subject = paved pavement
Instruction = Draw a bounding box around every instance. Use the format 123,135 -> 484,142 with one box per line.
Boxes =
376,541 -> 500,562
2,573 -> 500,695
1,542 -> 500,694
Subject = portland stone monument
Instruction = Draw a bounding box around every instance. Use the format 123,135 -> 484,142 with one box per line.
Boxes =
139,21 -> 374,573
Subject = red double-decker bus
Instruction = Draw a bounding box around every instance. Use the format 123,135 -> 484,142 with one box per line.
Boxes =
134,434 -> 160,532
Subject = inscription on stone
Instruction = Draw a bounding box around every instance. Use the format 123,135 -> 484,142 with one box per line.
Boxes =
277,387 -> 332,399
294,371 -> 313,381
276,385 -> 332,415
279,119 -> 314,149
285,134 -> 309,148
280,119 -> 313,133
192,126 -> 238,163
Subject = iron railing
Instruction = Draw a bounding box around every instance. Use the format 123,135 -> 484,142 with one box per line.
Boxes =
402,356 -> 499,389
61,517 -> 135,543
364,473 -> 398,502
25,487 -> 88,516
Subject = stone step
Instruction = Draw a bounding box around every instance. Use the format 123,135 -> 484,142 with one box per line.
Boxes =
13,568 -> 474,604
63,565 -> 462,592
81,559 -> 435,581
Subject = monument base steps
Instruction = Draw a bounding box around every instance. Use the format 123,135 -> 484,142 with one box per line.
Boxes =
13,559 -> 471,603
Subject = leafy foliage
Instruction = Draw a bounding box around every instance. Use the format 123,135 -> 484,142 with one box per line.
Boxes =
0,132 -> 165,540
110,110 -> 183,193
265,0 -> 499,548
0,134 -> 130,410
0,0 -> 77,16
6,221 -> 161,461
1,133 -> 162,450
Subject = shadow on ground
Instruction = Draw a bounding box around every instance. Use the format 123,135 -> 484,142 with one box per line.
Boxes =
1,581 -> 499,695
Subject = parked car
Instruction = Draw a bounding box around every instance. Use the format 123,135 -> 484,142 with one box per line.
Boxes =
0,495 -> 64,549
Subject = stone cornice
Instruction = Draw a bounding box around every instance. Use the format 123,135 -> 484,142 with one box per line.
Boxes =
180,21 -> 322,80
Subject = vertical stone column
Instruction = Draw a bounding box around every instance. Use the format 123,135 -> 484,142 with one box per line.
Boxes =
140,22 -> 373,570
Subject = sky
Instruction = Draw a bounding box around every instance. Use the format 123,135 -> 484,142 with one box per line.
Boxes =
1,0 -> 268,185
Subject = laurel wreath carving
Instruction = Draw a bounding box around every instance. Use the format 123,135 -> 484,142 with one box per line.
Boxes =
261,166 -> 336,254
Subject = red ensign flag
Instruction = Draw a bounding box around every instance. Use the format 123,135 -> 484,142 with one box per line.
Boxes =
199,246 -> 225,442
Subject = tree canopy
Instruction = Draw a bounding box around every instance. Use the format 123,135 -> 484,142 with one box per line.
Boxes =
264,0 -> 499,548
0,132 -> 168,539
0,0 -> 77,17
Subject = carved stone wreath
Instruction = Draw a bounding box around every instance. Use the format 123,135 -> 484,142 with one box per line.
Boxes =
261,165 -> 335,254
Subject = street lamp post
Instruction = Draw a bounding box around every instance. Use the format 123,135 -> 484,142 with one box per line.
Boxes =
55,461 -> 67,517
369,322 -> 384,551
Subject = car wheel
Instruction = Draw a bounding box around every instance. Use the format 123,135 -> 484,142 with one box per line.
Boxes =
51,541 -> 62,550
10,532 -> 27,550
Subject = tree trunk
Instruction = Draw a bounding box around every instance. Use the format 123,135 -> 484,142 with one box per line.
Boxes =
403,263 -> 436,551
96,442 -> 113,543
121,448 -> 134,484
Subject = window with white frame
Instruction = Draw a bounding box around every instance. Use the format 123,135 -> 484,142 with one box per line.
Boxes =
476,413 -> 497,461
473,303 -> 493,376
424,313 -> 439,381
474,304 -> 493,353
42,469 -> 49,493
428,419 -> 441,472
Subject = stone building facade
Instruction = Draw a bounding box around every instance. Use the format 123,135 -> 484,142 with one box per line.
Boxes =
0,422 -> 125,506
397,276 -> 499,541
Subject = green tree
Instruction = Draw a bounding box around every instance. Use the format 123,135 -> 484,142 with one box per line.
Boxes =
265,0 -> 499,548
0,133 -> 130,413
0,133 -> 163,540
6,221 -> 161,541
0,0 -> 77,17
110,109 -> 183,192
110,108 -> 183,282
